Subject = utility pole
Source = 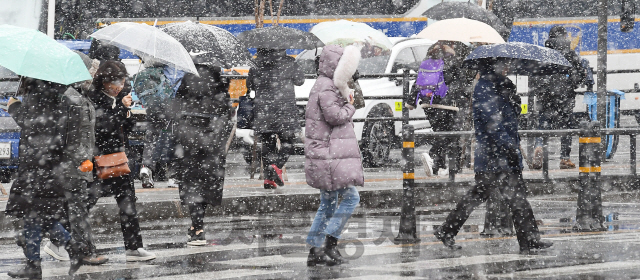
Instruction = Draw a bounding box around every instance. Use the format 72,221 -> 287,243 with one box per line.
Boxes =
47,0 -> 55,38
596,0 -> 607,126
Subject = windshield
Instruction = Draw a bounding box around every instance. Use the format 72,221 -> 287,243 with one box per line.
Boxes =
357,55 -> 389,75
296,52 -> 390,76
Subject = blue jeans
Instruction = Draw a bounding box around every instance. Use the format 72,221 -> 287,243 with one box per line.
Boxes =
306,186 -> 360,248
24,217 -> 70,261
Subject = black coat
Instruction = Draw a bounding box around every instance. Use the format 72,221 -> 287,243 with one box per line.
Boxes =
5,80 -> 66,218
174,66 -> 233,206
530,36 -> 586,115
88,84 -> 135,156
247,53 -> 304,134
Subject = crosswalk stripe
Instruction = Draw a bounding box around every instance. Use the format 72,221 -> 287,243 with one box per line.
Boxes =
488,261 -> 640,278
353,254 -> 552,272
138,269 -> 295,280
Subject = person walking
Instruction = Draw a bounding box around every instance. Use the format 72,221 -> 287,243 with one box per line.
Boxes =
434,60 -> 553,254
86,61 -> 156,262
44,53 -> 109,273
173,57 -> 234,246
305,45 -> 363,266
133,60 -> 184,188
530,26 -> 586,169
408,42 -> 457,175
247,48 -> 305,189
5,78 -> 74,278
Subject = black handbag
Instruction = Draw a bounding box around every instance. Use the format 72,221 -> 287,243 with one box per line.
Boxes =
237,94 -> 254,129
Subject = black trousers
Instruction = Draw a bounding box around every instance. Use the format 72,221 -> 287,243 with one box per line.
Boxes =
63,179 -> 95,256
259,132 -> 295,169
189,203 -> 208,231
87,174 -> 143,250
424,108 -> 457,171
440,171 -> 541,248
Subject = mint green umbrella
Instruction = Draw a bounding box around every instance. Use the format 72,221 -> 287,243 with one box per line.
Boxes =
0,25 -> 92,85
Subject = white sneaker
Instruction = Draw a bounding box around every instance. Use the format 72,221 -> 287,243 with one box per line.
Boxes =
420,153 -> 434,176
140,167 -> 154,188
126,248 -> 156,262
166,178 -> 178,188
43,240 -> 70,261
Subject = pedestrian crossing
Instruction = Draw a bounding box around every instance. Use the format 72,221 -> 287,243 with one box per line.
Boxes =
3,228 -> 640,279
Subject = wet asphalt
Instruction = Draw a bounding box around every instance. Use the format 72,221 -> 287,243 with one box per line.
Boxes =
1,116 -> 640,279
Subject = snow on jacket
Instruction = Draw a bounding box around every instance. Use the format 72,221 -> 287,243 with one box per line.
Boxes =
247,50 -> 305,134
304,45 -> 364,191
473,71 -> 523,173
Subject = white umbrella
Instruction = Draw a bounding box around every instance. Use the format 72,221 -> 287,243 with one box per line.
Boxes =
90,22 -> 198,74
415,18 -> 505,44
310,20 -> 393,57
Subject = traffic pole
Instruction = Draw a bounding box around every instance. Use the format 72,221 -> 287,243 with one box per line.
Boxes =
395,124 -> 420,244
575,121 -> 606,232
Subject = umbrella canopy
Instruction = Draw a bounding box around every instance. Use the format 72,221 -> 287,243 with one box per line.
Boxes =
0,25 -> 92,85
310,20 -> 392,57
463,42 -> 571,75
416,18 -> 505,44
423,2 -> 509,35
90,22 -> 198,74
237,26 -> 324,50
162,21 -> 254,68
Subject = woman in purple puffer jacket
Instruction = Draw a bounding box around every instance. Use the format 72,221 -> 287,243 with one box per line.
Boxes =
304,44 -> 364,267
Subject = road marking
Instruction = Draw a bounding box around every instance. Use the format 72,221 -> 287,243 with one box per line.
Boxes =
137,269 -> 294,280
488,260 -> 640,279
353,254 -> 552,272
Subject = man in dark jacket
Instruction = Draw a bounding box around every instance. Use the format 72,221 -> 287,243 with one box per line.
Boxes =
247,49 -> 305,189
173,61 -> 234,246
5,78 -> 73,278
530,26 -> 586,169
434,61 -> 553,254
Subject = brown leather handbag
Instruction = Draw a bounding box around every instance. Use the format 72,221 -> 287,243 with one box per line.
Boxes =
94,151 -> 131,179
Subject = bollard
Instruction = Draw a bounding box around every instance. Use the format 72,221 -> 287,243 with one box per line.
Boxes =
574,121 -> 606,232
395,124 -> 421,244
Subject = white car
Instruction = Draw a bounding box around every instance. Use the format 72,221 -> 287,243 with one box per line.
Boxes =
293,37 -> 436,166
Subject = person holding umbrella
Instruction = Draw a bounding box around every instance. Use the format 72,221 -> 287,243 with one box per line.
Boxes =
530,26 -> 587,170
305,44 -> 363,266
86,61 -> 156,262
247,49 -> 305,189
172,55 -> 234,246
434,42 -> 564,253
239,26 -> 323,189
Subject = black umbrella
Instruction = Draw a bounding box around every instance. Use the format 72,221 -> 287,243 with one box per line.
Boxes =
162,21 -> 254,68
237,26 -> 324,50
423,2 -> 509,35
463,42 -> 571,75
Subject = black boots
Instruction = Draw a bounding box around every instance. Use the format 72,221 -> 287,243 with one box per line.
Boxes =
8,260 -> 42,279
306,247 -> 328,266
324,235 -> 348,266
520,240 -> 553,254
434,227 -> 462,250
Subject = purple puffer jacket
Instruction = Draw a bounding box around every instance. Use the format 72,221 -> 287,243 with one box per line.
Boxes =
304,45 -> 365,191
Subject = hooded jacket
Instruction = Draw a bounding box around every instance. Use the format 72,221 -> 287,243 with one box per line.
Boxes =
304,45 -> 364,191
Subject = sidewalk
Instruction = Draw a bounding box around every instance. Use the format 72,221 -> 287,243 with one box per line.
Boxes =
0,150 -> 637,232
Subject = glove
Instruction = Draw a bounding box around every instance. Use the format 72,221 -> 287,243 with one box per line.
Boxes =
506,148 -> 521,169
78,160 -> 93,172
7,97 -> 20,107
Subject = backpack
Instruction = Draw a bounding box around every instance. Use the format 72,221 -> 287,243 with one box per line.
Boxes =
415,59 -> 448,106
132,66 -> 175,107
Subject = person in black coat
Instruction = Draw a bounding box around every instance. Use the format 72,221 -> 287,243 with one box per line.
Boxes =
247,49 -> 305,189
173,60 -> 234,246
530,26 -> 586,170
5,78 -> 72,278
433,61 -> 553,254
86,61 -> 156,262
